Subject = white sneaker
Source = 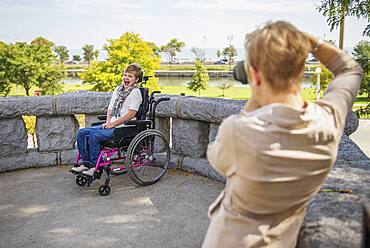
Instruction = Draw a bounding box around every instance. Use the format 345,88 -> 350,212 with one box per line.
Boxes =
70,165 -> 89,173
82,168 -> 95,177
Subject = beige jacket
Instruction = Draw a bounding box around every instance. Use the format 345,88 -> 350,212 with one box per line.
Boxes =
202,51 -> 363,248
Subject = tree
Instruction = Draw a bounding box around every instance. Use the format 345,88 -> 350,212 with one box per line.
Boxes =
73,54 -> 82,63
82,44 -> 99,65
310,64 -> 334,91
216,49 -> 222,59
187,60 -> 209,96
222,45 -> 237,70
81,32 -> 161,92
218,81 -> 233,97
31,36 -> 54,48
352,40 -> 370,98
0,42 -> 11,96
0,41 -> 64,96
317,0 -> 370,49
54,45 -> 69,63
160,38 -> 185,63
191,47 -> 205,62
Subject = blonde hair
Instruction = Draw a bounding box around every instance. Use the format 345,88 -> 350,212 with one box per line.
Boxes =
245,21 -> 310,92
124,63 -> 142,80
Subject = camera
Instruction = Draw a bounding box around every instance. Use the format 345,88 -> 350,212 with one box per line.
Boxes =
233,60 -> 249,84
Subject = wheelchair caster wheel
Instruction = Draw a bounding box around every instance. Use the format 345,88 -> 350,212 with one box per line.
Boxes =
98,185 -> 111,196
76,175 -> 87,186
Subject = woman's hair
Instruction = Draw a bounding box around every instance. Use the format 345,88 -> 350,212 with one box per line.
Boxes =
245,21 -> 310,92
124,63 -> 142,80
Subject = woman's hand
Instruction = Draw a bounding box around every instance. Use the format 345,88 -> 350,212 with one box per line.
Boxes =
102,122 -> 115,129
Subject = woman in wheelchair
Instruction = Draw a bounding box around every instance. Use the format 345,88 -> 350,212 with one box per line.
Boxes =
71,63 -> 143,176
70,63 -> 171,196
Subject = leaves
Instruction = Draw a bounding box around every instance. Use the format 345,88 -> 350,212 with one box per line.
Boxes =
160,38 -> 185,62
352,40 -> 370,98
80,32 -> 161,92
0,41 -> 64,96
317,0 -> 370,36
187,60 -> 209,96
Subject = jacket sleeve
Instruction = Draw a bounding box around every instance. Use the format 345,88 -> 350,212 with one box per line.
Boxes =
207,116 -> 236,177
318,51 -> 363,130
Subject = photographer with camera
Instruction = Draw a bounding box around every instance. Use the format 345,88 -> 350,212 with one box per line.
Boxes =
202,21 -> 363,247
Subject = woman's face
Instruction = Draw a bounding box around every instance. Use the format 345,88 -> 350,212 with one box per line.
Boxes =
122,71 -> 137,88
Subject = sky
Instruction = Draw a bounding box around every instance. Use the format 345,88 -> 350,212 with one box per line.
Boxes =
1,0 -> 369,53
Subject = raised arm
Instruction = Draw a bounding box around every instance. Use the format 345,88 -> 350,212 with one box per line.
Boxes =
304,34 -> 363,127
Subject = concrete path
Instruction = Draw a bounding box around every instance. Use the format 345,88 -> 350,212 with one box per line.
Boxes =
0,166 -> 224,248
350,119 -> 370,158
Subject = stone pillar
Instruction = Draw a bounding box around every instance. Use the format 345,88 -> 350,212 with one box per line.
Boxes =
85,114 -> 102,128
172,118 -> 209,157
209,123 -> 219,143
0,117 -> 28,156
36,115 -> 79,151
155,117 -> 171,141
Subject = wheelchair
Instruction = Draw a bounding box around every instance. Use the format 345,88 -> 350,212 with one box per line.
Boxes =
71,77 -> 171,196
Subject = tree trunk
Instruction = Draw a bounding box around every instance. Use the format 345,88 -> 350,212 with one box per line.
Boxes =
339,1 -> 346,49
25,87 -> 30,96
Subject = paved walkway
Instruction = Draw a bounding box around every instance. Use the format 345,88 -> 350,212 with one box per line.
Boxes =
0,166 -> 224,248
350,119 -> 370,158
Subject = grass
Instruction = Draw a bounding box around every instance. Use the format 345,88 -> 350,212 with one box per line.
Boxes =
159,64 -> 230,71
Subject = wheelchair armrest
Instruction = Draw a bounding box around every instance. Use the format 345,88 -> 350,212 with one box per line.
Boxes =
91,121 -> 104,126
97,115 -> 107,120
124,120 -> 152,126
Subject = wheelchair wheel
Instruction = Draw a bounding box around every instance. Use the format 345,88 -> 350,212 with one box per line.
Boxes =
76,175 -> 87,186
98,185 -> 111,196
126,129 -> 170,186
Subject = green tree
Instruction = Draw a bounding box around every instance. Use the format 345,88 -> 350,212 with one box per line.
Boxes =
352,40 -> 370,98
222,45 -> 237,70
54,45 -> 69,63
216,49 -> 222,59
317,0 -> 370,48
81,32 -> 161,92
187,60 -> 209,96
31,36 -> 54,48
310,64 -> 334,91
0,42 -> 64,96
0,42 -> 11,96
72,54 -> 82,62
191,47 -> 205,61
160,38 -> 185,63
82,44 -> 99,65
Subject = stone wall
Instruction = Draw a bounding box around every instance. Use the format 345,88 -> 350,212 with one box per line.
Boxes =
0,92 -> 368,247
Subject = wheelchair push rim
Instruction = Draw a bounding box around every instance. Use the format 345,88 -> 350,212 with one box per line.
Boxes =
126,129 -> 170,186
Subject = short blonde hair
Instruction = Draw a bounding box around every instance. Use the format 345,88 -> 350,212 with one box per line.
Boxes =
124,63 -> 142,80
245,21 -> 310,92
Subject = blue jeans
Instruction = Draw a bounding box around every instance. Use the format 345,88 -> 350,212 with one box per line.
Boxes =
76,125 -> 114,167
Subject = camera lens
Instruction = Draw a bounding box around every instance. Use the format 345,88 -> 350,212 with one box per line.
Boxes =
233,61 -> 248,84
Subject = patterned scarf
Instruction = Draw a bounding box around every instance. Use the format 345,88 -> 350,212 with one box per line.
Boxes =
112,83 -> 139,118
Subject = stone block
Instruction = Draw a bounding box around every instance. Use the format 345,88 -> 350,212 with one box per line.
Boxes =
209,123 -> 219,143
336,134 -> 369,163
36,116 -> 79,151
172,118 -> 209,157
55,91 -> 111,115
85,114 -> 102,128
177,96 -> 244,123
298,192 -> 362,248
0,96 -> 53,117
155,117 -> 171,141
344,111 -> 359,136
0,149 -> 57,172
155,94 -> 180,118
60,149 -> 78,165
181,157 -> 225,182
0,117 -> 28,156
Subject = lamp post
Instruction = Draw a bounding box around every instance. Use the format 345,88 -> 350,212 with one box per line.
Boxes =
203,35 -> 206,62
315,66 -> 322,100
